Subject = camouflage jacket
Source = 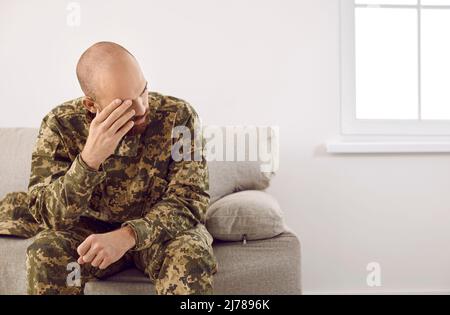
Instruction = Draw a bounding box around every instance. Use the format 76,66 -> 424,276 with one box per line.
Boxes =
27,92 -> 209,251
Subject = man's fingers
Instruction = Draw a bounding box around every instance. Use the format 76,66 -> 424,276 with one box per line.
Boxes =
109,109 -> 135,134
102,100 -> 133,129
94,99 -> 123,123
90,253 -> 104,268
114,120 -> 134,140
82,246 -> 100,264
99,259 -> 111,270
77,237 -> 92,257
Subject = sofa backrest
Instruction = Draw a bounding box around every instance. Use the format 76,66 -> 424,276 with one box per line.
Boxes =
0,127 -> 278,203
0,128 -> 38,199
204,126 -> 278,203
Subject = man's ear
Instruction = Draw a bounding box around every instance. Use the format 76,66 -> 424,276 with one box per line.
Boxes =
82,96 -> 99,114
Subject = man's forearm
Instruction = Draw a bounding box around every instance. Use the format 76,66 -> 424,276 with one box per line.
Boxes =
28,154 -> 107,229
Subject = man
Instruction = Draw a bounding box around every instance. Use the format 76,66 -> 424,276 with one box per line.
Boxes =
0,41 -> 217,294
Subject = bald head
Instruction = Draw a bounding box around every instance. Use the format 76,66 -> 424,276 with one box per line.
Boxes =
76,41 -> 144,101
77,41 -> 150,136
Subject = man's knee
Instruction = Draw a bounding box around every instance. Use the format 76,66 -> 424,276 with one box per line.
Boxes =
27,230 -> 79,264
155,231 -> 218,295
26,230 -> 82,295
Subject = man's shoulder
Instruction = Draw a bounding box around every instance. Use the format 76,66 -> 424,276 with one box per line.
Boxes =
151,91 -> 199,123
45,97 -> 86,119
40,97 -> 88,134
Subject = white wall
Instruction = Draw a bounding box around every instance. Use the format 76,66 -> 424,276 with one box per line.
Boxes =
2,0 -> 450,294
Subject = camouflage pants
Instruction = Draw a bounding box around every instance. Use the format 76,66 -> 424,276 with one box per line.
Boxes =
0,192 -> 218,295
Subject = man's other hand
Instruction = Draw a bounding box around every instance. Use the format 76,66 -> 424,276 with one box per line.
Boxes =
76,226 -> 136,269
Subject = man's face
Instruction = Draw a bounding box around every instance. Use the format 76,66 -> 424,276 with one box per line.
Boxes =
91,61 -> 150,136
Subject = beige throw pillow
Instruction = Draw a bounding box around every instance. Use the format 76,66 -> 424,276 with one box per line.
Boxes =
206,190 -> 285,241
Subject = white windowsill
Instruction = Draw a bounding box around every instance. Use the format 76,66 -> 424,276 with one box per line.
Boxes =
326,141 -> 450,154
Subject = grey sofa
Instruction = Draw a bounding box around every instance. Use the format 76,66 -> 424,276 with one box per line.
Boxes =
0,128 -> 301,295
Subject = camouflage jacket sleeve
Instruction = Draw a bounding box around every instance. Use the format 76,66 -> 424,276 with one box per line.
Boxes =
28,114 -> 107,230
123,104 -> 210,251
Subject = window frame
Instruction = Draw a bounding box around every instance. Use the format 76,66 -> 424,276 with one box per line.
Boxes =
340,0 -> 450,136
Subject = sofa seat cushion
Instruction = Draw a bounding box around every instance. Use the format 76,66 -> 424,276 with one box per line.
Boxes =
0,236 -> 34,294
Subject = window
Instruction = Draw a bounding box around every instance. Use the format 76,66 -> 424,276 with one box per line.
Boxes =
340,0 -> 450,136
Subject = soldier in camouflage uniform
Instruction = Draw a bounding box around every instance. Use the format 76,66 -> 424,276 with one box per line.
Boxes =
0,42 -> 217,295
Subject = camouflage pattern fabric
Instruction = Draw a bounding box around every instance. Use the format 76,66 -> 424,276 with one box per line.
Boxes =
0,192 -> 43,238
26,217 -> 217,295
0,92 -> 217,294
